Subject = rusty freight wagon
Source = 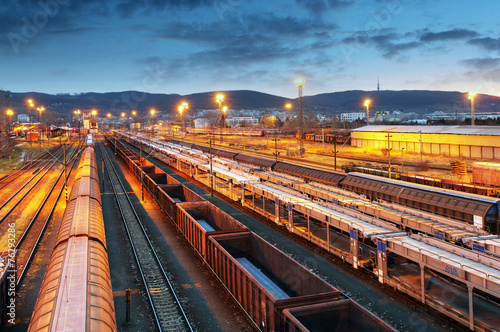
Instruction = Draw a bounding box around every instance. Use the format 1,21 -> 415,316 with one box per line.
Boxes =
207,232 -> 340,332
177,201 -> 248,258
282,300 -> 396,332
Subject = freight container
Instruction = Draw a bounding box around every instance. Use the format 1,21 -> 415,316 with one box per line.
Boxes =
473,162 -> 500,187
157,184 -> 204,222
177,202 -> 248,258
207,232 -> 340,332
283,300 -> 396,332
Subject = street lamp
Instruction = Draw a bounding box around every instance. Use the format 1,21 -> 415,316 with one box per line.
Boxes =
121,112 -> 126,129
150,109 -> 156,137
285,103 -> 292,121
468,92 -> 476,126
295,78 -> 305,153
131,110 -> 137,131
74,109 -> 81,142
216,94 -> 224,142
6,109 -> 14,168
364,99 -> 371,125
37,106 -> 45,147
178,102 -> 188,134
27,99 -> 34,146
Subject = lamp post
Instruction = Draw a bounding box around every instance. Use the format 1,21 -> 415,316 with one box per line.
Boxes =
295,78 -> 305,153
74,109 -> 81,143
401,147 -> 405,174
121,112 -> 126,129
178,102 -> 188,135
222,106 -> 228,128
364,99 -> 371,125
27,99 -> 34,146
468,92 -> 476,126
385,133 -> 393,179
91,110 -> 97,134
150,109 -> 156,137
6,109 -> 13,168
132,110 -> 137,131
216,94 -> 224,143
285,103 -> 292,128
37,106 -> 45,147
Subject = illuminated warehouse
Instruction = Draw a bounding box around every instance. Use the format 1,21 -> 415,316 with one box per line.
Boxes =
350,125 -> 500,160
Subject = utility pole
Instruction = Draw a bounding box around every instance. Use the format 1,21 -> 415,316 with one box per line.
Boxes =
210,139 -> 214,197
386,133 -> 393,179
140,142 -> 144,202
273,132 -> 280,163
420,130 -> 423,164
64,144 -> 68,202
332,136 -> 338,171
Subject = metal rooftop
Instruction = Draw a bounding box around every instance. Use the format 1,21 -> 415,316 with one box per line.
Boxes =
352,125 -> 500,136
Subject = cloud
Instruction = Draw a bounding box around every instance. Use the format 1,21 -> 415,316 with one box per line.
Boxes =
342,32 -> 420,59
420,28 -> 479,42
461,57 -> 500,70
295,0 -> 354,14
468,37 -> 500,52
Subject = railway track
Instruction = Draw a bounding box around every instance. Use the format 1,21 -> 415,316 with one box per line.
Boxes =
0,146 -> 59,190
99,142 -> 193,332
15,143 -> 81,286
0,146 -> 66,216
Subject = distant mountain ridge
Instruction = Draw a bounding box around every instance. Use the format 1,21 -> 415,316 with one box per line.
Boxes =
5,89 -> 500,117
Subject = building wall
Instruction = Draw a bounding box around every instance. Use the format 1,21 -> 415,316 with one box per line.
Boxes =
351,131 -> 500,160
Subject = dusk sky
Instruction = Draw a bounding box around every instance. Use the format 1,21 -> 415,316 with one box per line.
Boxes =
2,0 -> 500,98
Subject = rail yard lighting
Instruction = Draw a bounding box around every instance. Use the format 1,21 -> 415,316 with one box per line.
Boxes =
6,109 -> 14,168
150,109 -> 156,137
74,109 -> 81,142
27,99 -> 34,146
91,109 -> 97,118
37,106 -> 45,147
216,94 -> 225,143
364,99 -> 371,125
468,92 -> 477,126
178,102 -> 188,134
295,78 -> 305,153
285,103 -> 292,120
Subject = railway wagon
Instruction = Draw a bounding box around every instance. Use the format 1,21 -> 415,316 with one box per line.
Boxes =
28,147 -> 116,332
341,172 -> 500,234
158,184 -> 205,224
206,232 -> 340,332
273,162 -> 347,187
282,300 -> 396,332
176,201 -> 249,259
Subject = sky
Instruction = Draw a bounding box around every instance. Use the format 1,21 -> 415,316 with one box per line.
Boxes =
1,0 -> 500,98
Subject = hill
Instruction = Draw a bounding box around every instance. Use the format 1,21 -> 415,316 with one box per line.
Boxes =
4,89 -> 500,118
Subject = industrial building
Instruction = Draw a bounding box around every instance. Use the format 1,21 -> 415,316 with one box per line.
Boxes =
351,125 -> 500,160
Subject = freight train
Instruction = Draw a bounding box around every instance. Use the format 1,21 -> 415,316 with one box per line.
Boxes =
107,135 -> 396,332
28,137 -> 116,332
162,139 -> 500,234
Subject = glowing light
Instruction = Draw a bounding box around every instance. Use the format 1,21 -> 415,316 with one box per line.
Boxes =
150,109 -> 156,116
295,77 -> 305,87
285,103 -> 292,109
364,99 -> 371,107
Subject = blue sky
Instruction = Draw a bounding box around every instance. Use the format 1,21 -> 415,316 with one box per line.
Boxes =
2,0 -> 499,98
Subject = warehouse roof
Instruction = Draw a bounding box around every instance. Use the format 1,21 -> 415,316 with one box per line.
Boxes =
352,125 -> 500,136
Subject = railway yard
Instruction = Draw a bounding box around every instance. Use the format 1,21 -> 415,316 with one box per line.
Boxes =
1,132 -> 500,331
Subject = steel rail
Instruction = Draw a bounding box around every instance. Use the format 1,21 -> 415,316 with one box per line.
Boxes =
0,147 -> 66,222
0,146 -> 60,189
99,142 -> 193,332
